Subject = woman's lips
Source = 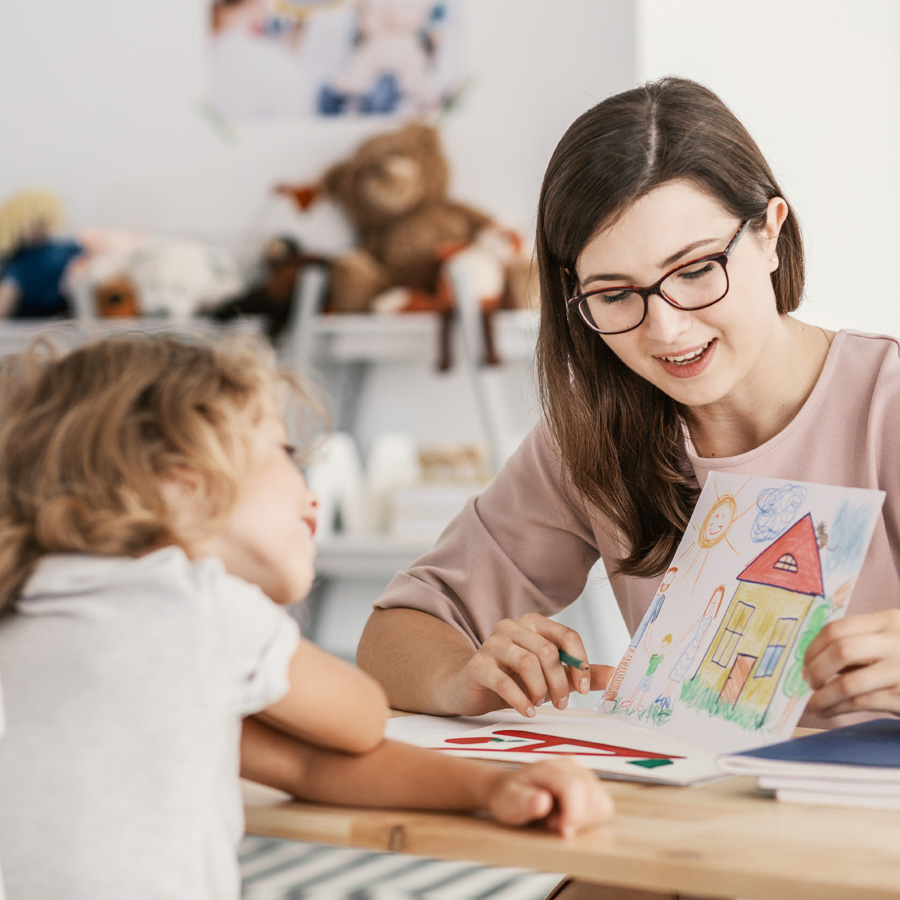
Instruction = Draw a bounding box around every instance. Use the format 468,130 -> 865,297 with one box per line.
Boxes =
655,338 -> 717,378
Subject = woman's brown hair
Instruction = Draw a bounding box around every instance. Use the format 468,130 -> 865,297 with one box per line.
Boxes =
535,77 -> 805,578
0,331 -> 318,615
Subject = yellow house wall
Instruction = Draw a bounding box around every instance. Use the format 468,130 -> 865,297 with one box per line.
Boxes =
696,583 -> 814,712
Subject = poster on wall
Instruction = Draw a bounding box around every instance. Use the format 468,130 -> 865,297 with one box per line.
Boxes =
209,0 -> 466,119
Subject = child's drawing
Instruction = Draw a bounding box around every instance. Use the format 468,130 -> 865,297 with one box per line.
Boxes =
604,566 -> 677,701
678,478 -> 754,589
682,513 -> 822,728
600,473 -> 885,753
653,584 -> 725,711
622,633 -> 672,712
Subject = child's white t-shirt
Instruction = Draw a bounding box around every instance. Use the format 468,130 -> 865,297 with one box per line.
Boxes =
0,547 -> 300,900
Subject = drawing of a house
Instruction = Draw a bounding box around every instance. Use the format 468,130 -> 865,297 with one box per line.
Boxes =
689,513 -> 823,725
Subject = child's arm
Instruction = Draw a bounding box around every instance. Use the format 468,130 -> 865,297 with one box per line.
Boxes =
241,716 -> 614,838
254,636 -> 389,754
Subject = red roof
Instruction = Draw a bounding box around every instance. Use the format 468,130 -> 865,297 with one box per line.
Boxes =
736,513 -> 824,596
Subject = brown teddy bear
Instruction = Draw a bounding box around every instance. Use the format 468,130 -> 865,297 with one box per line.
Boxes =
277,121 -> 538,369
279,122 -> 494,317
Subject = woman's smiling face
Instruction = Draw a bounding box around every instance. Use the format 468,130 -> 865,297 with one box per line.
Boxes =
574,180 -> 785,414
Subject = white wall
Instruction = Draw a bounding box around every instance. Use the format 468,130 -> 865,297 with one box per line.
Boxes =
636,0 -> 900,336
0,0 -> 636,253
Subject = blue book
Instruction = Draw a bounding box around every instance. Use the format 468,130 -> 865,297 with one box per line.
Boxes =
718,719 -> 900,808
723,718 -> 900,770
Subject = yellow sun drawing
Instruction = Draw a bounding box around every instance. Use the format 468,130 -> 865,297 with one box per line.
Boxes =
679,477 -> 755,591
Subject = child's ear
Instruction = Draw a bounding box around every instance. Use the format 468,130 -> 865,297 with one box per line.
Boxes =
158,466 -> 217,547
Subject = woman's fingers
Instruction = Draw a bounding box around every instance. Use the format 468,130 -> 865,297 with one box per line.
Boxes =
485,616 -> 591,710
804,610 -> 900,717
589,664 -> 615,692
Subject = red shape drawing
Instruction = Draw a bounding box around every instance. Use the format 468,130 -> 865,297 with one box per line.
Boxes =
444,729 -> 683,760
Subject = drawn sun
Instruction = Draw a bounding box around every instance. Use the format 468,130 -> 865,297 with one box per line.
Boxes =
679,478 -> 754,591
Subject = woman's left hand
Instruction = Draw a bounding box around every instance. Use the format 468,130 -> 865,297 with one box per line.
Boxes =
803,609 -> 900,717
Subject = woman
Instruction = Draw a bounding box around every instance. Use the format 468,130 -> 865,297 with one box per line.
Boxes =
356,77 -> 900,730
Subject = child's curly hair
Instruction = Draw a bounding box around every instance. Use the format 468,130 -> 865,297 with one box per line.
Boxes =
0,331 -> 321,615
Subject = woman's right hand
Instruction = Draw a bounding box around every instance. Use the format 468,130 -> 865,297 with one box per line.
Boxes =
450,613 -> 614,717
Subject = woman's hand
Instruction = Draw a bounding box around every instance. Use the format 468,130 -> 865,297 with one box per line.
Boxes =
486,757 -> 614,837
803,609 -> 900,717
450,613 -> 614,717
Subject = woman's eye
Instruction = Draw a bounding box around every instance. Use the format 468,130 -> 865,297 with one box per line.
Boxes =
597,290 -> 634,305
283,444 -> 298,460
676,262 -> 715,281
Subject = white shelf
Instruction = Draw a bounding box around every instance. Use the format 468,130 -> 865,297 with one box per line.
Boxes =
314,534 -> 433,578
309,309 -> 538,363
0,317 -> 260,359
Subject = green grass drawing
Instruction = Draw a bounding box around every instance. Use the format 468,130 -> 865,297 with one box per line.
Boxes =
678,677 -> 766,730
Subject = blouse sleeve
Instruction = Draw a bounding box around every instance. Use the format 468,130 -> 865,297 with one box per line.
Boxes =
374,421 -> 602,646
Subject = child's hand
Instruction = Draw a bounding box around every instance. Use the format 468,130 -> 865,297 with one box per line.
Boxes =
804,609 -> 900,717
486,758 -> 614,837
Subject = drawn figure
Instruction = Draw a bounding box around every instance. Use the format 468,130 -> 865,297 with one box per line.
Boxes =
653,585 -> 725,710
679,478 -> 753,590
604,566 -> 677,702
622,634 -> 672,712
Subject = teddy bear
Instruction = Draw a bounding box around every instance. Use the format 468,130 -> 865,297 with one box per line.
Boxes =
277,121 -> 526,369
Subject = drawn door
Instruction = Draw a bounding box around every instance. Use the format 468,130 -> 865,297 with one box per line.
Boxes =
720,654 -> 755,705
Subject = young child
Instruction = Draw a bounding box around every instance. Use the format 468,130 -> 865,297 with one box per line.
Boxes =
0,333 -> 613,900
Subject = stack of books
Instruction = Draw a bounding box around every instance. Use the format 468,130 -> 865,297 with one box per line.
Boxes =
718,718 -> 900,809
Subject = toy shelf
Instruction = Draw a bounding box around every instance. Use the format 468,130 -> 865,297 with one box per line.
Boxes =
0,316 -> 260,361
313,534 -> 433,579
309,309 -> 538,364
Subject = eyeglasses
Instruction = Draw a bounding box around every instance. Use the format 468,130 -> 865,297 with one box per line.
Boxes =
567,219 -> 752,335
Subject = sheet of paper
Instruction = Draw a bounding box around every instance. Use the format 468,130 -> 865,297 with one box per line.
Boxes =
387,711 -> 724,785
598,473 -> 885,753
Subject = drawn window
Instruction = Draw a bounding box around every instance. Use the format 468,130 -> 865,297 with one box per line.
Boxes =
755,617 -> 798,678
773,553 -> 798,573
712,601 -> 754,667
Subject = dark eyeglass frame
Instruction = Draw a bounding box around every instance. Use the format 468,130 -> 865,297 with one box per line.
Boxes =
566,219 -> 752,335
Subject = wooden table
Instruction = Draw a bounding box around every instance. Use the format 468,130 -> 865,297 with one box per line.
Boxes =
243,729 -> 900,900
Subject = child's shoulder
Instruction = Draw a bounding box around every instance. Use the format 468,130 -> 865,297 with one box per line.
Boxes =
19,546 -> 270,617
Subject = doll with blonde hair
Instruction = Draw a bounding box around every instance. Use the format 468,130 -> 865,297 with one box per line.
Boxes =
0,332 -> 612,900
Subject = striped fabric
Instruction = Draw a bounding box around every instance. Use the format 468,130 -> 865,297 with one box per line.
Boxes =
239,835 -> 563,900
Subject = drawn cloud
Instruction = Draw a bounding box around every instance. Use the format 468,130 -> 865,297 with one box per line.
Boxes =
751,484 -> 807,542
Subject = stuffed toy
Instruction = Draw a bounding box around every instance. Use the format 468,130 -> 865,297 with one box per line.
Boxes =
208,235 -> 329,341
277,121 -> 525,369
0,190 -> 83,319
71,236 -> 246,320
125,237 -> 245,319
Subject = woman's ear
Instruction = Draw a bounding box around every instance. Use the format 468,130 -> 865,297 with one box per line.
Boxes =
763,197 -> 789,273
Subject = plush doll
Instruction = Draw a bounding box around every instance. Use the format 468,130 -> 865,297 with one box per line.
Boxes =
0,190 -> 83,319
208,235 -> 329,341
67,234 -> 246,321
277,121 -> 523,369
124,238 -> 245,319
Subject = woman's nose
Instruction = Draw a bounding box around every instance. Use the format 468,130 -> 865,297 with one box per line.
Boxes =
642,292 -> 693,342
